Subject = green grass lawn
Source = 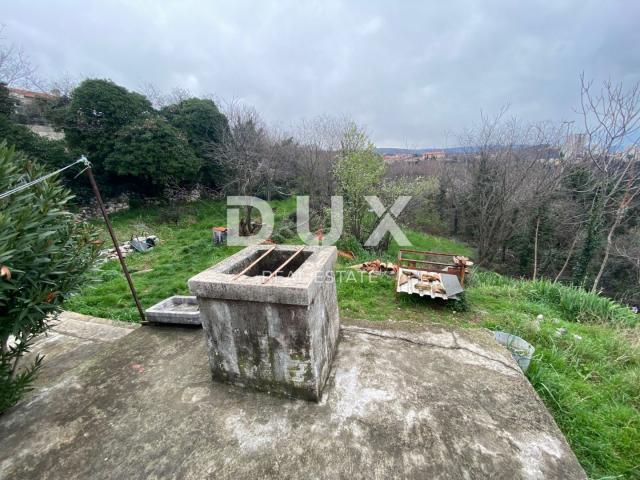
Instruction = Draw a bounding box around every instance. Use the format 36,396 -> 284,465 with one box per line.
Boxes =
66,198 -> 640,479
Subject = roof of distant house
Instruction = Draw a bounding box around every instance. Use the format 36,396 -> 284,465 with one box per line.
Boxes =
8,87 -> 58,100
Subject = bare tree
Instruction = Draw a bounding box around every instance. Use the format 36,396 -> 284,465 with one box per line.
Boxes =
265,127 -> 297,200
215,102 -> 274,235
0,25 -> 39,87
577,75 -> 640,292
554,229 -> 582,282
458,110 -> 565,266
47,73 -> 79,97
292,115 -> 351,208
138,82 -> 192,109
612,229 -> 640,301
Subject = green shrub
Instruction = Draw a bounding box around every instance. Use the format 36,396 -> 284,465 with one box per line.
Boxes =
0,143 -> 100,412
335,235 -> 369,260
160,98 -> 230,186
334,125 -> 386,246
0,83 -> 16,117
160,203 -> 188,225
523,280 -> 637,325
104,115 -> 201,192
61,79 -> 152,165
0,99 -> 90,200
271,220 -> 296,244
0,116 -> 71,170
161,98 -> 229,151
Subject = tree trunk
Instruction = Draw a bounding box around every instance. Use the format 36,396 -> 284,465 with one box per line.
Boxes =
591,215 -> 620,293
452,207 -> 459,235
240,205 -> 253,236
591,194 -> 630,293
555,230 -> 580,283
377,232 -> 391,254
572,193 -> 603,286
533,216 -> 541,280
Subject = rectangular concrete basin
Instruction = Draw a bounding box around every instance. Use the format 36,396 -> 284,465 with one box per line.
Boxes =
145,295 -> 201,325
188,245 -> 339,401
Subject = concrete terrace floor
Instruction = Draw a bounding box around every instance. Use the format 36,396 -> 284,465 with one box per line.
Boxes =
0,313 -> 586,479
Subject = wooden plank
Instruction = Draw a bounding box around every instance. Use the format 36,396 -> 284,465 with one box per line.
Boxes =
231,246 -> 276,281
399,259 -> 452,267
262,246 -> 305,284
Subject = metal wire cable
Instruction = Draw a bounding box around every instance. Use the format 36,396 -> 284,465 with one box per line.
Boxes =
0,156 -> 90,201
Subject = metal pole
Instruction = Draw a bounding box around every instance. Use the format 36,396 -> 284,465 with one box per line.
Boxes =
85,166 -> 147,324
263,246 -> 305,284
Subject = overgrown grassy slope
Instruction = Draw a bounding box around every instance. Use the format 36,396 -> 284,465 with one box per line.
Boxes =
65,199 -> 639,479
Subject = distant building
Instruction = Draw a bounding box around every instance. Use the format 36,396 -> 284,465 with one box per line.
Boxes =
383,150 -> 446,162
9,87 -> 58,105
420,150 -> 445,160
8,87 -> 64,140
562,133 -> 587,161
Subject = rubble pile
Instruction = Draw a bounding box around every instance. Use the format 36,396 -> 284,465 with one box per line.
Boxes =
77,196 -> 129,220
100,235 -> 158,261
349,259 -> 398,275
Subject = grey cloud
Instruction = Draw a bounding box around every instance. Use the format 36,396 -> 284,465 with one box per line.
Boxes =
4,0 -> 640,146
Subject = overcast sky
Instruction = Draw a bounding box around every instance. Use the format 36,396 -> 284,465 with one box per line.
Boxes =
4,1 -> 640,147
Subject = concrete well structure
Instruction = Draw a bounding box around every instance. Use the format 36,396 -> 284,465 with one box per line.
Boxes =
188,245 -> 339,401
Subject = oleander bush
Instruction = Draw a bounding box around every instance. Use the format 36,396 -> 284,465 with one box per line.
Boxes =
0,143 -> 100,413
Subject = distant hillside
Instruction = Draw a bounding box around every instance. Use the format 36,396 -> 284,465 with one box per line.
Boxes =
376,147 -> 468,155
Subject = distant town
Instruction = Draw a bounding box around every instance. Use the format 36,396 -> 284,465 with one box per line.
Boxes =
379,149 -> 447,162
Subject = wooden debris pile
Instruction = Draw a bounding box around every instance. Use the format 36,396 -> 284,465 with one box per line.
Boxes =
453,256 -> 473,269
349,259 -> 398,275
338,250 -> 355,260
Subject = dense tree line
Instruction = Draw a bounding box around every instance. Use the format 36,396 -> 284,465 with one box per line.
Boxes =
3,74 -> 636,303
0,78 -> 231,199
432,80 -> 640,304
52,79 -> 230,196
0,28 -> 637,304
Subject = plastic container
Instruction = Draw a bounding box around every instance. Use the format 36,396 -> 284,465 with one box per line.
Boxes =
494,331 -> 535,372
